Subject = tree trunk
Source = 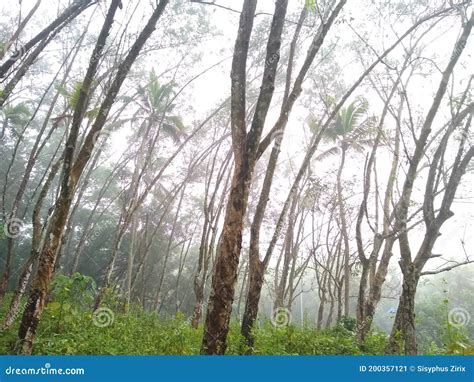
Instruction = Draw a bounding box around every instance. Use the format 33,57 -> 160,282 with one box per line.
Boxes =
3,256 -> 35,329
386,262 -> 419,354
241,257 -> 264,348
16,0 -> 169,353
201,0 -> 287,354
336,146 -> 351,317
200,162 -> 253,354
239,6 -> 307,345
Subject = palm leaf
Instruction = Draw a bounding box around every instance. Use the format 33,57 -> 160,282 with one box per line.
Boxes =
68,81 -> 83,109
315,146 -> 340,161
3,103 -> 31,124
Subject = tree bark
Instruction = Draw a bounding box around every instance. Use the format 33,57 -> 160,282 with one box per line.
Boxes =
201,0 -> 287,354
17,0 -> 169,354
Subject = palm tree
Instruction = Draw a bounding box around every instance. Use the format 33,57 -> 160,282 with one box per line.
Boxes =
0,103 -> 31,140
93,69 -> 186,310
310,97 -> 375,318
135,69 -> 186,143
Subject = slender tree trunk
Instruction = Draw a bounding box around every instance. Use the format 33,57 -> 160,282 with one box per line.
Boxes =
3,155 -> 62,329
241,257 -> 265,348
201,0 -> 287,354
239,6 -> 307,345
336,146 -> 351,317
17,0 -> 169,353
124,216 -> 137,311
386,262 -> 419,355
316,280 -> 326,330
155,184 -> 186,311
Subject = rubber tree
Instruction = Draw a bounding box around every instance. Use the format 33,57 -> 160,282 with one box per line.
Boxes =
200,0 -> 290,354
235,0 -> 349,350
385,11 -> 473,354
17,0 -> 170,354
240,0 -> 459,349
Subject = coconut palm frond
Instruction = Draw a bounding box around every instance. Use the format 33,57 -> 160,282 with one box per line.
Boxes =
2,103 -> 31,124
315,146 -> 340,161
307,116 -> 323,135
167,115 -> 186,133
342,100 -> 368,134
349,124 -> 374,141
354,138 -> 376,148
67,81 -> 83,109
146,71 -> 175,112
162,121 -> 186,143
321,124 -> 340,142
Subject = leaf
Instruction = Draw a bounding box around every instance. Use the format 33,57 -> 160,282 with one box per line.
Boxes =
68,81 -> 83,109
315,146 -> 340,161
47,301 -> 61,316
304,0 -> 317,12
85,106 -> 100,119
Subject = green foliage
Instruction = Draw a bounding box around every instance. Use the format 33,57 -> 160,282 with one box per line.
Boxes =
1,103 -> 31,132
1,280 -> 471,356
440,295 -> 472,355
415,278 -> 474,355
135,69 -> 186,143
337,316 -> 357,332
0,292 -> 386,355
56,81 -> 98,115
303,0 -> 317,12
50,273 -> 96,306
46,273 -> 96,330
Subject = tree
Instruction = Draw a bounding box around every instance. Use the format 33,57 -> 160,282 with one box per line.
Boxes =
17,0 -> 170,354
386,10 -> 473,354
200,0 -> 290,355
316,98 -> 374,316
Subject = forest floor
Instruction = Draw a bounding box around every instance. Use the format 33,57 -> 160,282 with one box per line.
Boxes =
0,293 -> 387,355
0,293 -> 469,355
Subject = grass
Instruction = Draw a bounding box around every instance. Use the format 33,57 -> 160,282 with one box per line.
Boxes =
0,295 -> 388,355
